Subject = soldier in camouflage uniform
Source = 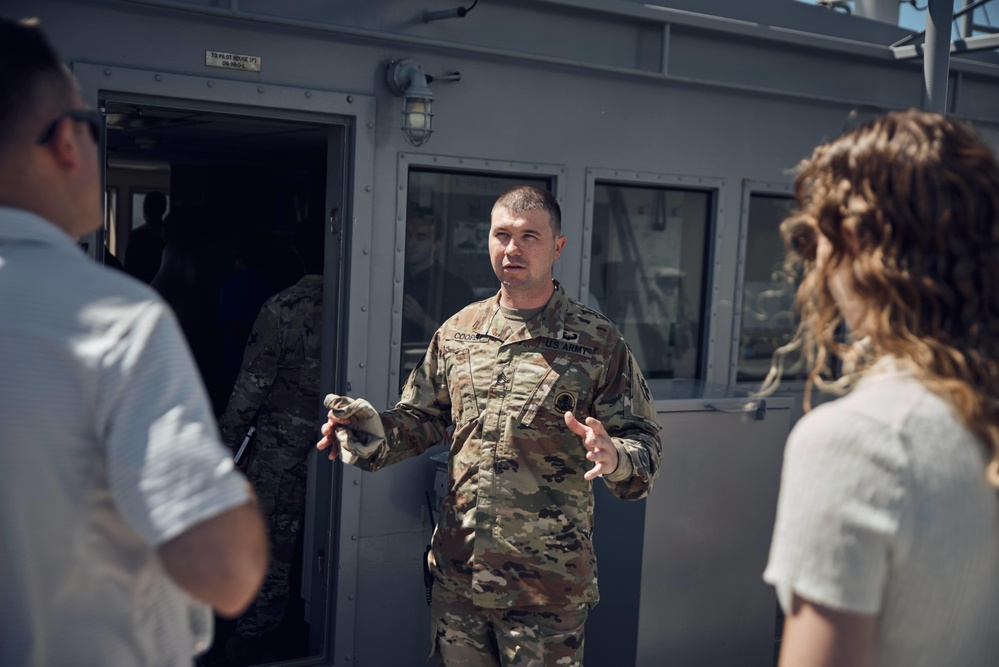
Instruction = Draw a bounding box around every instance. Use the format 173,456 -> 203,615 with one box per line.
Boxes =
218,217 -> 325,664
319,186 -> 661,667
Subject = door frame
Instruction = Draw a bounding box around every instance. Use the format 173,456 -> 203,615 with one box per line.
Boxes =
73,62 -> 376,665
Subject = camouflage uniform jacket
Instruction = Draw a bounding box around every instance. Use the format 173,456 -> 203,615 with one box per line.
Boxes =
219,275 -> 323,495
352,281 -> 662,608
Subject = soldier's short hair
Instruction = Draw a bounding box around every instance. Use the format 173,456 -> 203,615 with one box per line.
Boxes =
493,185 -> 561,236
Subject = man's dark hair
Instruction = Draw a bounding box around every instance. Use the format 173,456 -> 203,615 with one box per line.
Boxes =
0,18 -> 73,149
407,205 -> 444,241
494,185 -> 562,236
143,191 -> 168,223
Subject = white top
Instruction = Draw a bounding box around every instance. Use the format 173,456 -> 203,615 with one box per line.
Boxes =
764,359 -> 999,667
0,207 -> 251,666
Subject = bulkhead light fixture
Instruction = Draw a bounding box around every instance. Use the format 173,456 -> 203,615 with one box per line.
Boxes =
386,59 -> 434,147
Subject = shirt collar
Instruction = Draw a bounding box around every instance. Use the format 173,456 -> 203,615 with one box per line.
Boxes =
0,206 -> 80,252
474,280 -> 569,341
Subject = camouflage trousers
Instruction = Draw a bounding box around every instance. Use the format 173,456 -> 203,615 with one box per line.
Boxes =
430,585 -> 588,667
236,456 -> 308,639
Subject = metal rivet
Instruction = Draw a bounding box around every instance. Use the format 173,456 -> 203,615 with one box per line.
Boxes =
305,91 -> 312,98
361,305 -> 367,312
347,594 -> 354,600
367,121 -> 374,129
362,248 -> 369,255
353,479 -> 360,485
365,185 -> 372,192
207,80 -> 215,88
154,74 -> 162,82
258,86 -> 265,93
347,95 -> 354,103
103,68 -> 112,76
358,362 -> 365,368
351,534 -> 358,540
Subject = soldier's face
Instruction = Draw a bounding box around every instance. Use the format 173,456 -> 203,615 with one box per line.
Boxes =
489,206 -> 565,298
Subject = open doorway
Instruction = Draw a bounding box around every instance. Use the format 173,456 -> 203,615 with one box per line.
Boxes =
102,99 -> 337,666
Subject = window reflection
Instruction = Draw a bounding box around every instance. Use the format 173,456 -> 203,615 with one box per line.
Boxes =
736,194 -> 803,383
401,169 -> 550,385
589,183 -> 709,380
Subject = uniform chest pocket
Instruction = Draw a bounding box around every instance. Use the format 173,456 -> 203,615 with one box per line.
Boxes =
518,355 -> 571,426
445,347 -> 478,425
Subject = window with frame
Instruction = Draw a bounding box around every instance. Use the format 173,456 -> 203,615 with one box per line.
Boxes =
589,182 -> 710,380
736,193 -> 804,383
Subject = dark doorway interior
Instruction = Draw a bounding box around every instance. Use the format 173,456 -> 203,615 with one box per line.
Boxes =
102,100 -> 330,667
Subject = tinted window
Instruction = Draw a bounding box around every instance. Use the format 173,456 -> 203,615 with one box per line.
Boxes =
589,183 -> 710,380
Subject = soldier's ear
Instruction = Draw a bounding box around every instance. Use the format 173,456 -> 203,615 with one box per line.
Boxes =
553,235 -> 566,260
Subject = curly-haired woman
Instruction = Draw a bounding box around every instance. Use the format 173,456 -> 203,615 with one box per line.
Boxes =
762,110 -> 999,667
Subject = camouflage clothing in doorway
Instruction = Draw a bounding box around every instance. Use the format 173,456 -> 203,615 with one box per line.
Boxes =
219,274 -> 323,640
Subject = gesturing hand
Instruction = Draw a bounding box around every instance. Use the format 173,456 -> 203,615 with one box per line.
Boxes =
564,411 -> 619,481
316,410 -> 348,461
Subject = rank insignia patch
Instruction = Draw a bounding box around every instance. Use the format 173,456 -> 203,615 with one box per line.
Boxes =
553,392 -> 576,414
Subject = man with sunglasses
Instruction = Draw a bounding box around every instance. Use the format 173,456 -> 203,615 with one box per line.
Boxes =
0,18 -> 268,667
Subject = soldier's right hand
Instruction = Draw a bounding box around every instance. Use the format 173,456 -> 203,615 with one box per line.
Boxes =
317,410 -> 349,461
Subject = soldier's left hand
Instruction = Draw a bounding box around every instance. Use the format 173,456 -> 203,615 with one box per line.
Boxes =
564,412 -> 619,481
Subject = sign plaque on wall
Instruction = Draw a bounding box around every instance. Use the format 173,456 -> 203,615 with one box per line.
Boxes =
205,51 -> 261,72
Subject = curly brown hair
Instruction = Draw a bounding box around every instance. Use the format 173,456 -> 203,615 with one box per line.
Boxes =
762,109 -> 999,488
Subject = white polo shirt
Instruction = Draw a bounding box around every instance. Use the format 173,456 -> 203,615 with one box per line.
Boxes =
0,207 -> 251,666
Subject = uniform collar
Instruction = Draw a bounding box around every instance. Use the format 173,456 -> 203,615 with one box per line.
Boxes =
474,280 -> 569,341
0,206 -> 80,252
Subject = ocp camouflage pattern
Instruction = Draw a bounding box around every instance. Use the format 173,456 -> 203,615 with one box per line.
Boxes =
346,281 -> 662,609
218,274 -> 323,637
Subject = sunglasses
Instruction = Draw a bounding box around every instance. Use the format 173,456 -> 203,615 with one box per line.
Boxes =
36,108 -> 101,145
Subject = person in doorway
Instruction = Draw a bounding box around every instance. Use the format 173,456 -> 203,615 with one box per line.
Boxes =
218,215 -> 325,665
317,185 -> 662,667
402,206 -> 475,343
152,204 -> 218,384
216,231 -> 280,411
0,17 -> 268,667
124,189 -> 167,283
761,110 -> 999,666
